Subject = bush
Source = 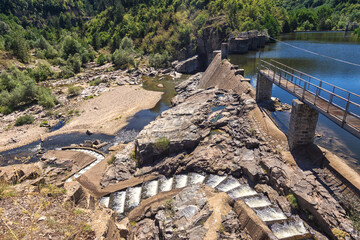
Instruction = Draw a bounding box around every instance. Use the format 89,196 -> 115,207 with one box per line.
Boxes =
45,46 -> 59,59
120,37 -> 134,50
67,53 -> 82,73
67,85 -> 82,96
15,115 -> 34,126
31,63 -> 54,82
112,49 -> 134,69
89,78 -> 103,86
58,66 -> 75,79
9,32 -> 30,63
62,36 -> 82,59
149,51 -> 171,68
96,54 -> 107,65
37,88 -> 58,108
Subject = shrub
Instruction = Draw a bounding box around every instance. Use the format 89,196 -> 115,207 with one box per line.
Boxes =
67,85 -> 82,96
149,51 -> 171,68
45,46 -> 59,59
15,115 -> 34,126
31,63 -> 54,82
120,37 -> 134,50
67,53 -> 82,73
89,78 -> 103,86
96,54 -> 107,65
62,36 -> 81,59
9,32 -> 30,63
112,49 -> 134,69
58,66 -> 75,79
37,88 -> 58,109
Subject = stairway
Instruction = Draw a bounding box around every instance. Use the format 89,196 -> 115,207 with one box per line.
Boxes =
100,173 -> 313,240
64,148 -> 105,183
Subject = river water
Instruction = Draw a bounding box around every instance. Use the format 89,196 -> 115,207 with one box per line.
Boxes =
229,31 -> 360,172
0,75 -> 187,166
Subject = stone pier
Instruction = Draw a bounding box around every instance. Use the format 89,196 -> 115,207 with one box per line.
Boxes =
221,43 -> 228,60
288,99 -> 319,150
256,71 -> 273,102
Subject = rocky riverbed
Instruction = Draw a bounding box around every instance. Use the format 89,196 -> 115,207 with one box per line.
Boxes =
98,74 -> 359,239
1,67 -> 359,239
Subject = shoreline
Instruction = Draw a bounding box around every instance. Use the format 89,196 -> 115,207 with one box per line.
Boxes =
0,85 -> 163,153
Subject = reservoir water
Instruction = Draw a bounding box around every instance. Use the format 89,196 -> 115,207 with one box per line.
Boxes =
229,31 -> 360,172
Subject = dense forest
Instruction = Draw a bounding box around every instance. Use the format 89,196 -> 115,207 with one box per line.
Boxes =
0,0 -> 359,114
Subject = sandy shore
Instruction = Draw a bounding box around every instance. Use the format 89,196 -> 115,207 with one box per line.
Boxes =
0,85 -> 162,152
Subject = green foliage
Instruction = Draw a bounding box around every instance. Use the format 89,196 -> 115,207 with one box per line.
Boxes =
67,53 -> 82,73
62,36 -> 82,59
354,28 -> 360,38
89,78 -> 103,86
37,88 -> 58,109
31,62 -> 54,82
0,67 -> 39,112
96,53 -> 107,65
8,31 -> 30,63
67,85 -> 82,96
149,51 -> 171,68
154,137 -> 170,152
15,115 -> 34,126
286,193 -> 299,209
107,155 -> 116,165
58,66 -> 75,79
112,48 -> 135,69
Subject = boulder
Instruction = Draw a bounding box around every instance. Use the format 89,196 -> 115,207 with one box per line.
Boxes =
175,55 -> 200,74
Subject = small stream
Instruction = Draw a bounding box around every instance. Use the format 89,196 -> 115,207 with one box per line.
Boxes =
0,74 -> 188,166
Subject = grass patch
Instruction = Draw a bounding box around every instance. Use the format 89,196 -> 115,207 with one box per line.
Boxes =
332,228 -> 349,240
83,95 -> 94,100
107,155 -> 115,165
39,120 -> 49,127
15,115 -> 34,126
153,137 -> 170,152
0,182 -> 16,199
40,184 -> 66,198
89,78 -> 103,86
286,193 -> 299,209
73,208 -> 84,215
67,85 -> 82,96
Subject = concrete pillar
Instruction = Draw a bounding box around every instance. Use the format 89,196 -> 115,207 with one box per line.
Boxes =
221,43 -> 228,60
256,72 -> 273,102
258,35 -> 266,48
288,99 -> 319,150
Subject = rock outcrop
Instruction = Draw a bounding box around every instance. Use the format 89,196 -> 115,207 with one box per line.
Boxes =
174,55 -> 201,74
100,59 -> 359,239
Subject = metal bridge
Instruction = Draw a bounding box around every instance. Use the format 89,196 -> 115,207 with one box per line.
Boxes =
258,59 -> 360,138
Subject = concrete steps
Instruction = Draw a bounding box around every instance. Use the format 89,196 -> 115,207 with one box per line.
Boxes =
100,173 -> 313,240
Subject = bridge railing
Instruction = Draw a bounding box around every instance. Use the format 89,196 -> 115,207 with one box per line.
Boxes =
259,59 -> 360,129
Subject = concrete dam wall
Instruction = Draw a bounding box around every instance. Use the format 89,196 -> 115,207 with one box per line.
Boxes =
198,53 -> 254,97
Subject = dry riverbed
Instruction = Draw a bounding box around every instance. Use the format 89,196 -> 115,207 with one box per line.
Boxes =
0,63 -> 171,152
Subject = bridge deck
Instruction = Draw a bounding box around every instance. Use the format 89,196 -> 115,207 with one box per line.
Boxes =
259,60 -> 360,138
